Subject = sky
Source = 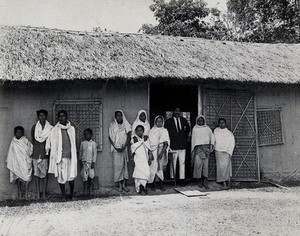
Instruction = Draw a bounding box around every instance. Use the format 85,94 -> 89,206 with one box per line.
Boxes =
0,0 -> 227,33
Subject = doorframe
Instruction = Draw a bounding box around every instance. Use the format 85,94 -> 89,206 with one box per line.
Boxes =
147,82 -> 150,118
254,95 -> 261,182
198,84 -> 204,116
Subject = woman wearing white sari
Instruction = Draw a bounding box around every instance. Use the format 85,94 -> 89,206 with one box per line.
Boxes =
214,118 -> 235,190
191,115 -> 214,189
109,110 -> 132,193
132,110 -> 150,138
131,125 -> 151,194
148,115 -> 170,192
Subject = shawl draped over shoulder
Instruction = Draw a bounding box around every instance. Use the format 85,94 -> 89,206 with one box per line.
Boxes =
191,115 -> 215,153
46,121 -> 77,179
109,110 -> 132,152
214,127 -> 235,156
6,136 -> 33,182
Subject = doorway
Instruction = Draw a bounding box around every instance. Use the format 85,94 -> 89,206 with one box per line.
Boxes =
149,82 -> 198,180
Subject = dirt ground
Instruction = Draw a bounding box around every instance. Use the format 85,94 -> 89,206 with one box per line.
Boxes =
0,185 -> 300,236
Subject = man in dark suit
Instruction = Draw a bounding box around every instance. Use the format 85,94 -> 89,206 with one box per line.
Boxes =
165,107 -> 190,186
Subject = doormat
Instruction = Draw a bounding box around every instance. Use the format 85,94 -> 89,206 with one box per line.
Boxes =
174,186 -> 208,197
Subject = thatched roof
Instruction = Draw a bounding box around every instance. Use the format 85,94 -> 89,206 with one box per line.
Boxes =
0,26 -> 299,83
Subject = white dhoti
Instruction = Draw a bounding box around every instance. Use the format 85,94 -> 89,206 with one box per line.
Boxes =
57,158 -> 75,184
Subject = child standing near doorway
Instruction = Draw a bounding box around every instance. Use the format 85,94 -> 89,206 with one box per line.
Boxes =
80,128 -> 97,195
6,126 -> 33,199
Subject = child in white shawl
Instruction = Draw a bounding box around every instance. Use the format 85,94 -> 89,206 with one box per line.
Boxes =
132,110 -> 150,139
214,118 -> 235,190
6,126 -> 33,199
131,125 -> 151,194
191,115 -> 214,189
148,116 -> 170,192
109,110 -> 132,193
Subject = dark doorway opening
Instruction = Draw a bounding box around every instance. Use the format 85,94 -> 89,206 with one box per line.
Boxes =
149,82 -> 198,180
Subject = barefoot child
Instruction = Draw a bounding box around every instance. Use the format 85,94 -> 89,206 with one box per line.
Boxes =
109,110 -> 131,193
131,125 -> 151,195
80,128 -> 97,195
31,109 -> 53,200
6,126 -> 33,199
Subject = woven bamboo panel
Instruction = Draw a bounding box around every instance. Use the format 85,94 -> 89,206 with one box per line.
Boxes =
204,89 -> 258,181
257,109 -> 283,146
53,99 -> 103,150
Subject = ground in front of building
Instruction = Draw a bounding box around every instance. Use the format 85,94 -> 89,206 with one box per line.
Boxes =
0,184 -> 299,236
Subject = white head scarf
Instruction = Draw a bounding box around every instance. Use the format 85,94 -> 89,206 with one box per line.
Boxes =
109,110 -> 132,151
132,110 -> 150,136
191,115 -> 214,152
148,115 -> 170,150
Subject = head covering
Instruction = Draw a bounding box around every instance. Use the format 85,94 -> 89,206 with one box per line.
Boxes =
132,110 -> 150,136
195,115 -> 207,127
148,116 -> 170,150
109,110 -> 132,151
154,115 -> 165,127
191,115 -> 214,152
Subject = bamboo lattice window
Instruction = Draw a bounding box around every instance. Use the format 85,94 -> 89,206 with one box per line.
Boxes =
53,99 -> 103,151
257,108 -> 283,146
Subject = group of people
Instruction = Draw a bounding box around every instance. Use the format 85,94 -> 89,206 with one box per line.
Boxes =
109,107 -> 235,195
6,107 -> 235,200
6,109 -> 97,200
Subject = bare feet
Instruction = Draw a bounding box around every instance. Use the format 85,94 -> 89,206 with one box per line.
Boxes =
151,183 -> 156,192
122,187 -> 130,193
160,185 -> 166,192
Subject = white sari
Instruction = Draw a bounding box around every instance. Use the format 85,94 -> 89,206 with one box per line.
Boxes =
131,135 -> 151,192
109,110 -> 132,182
148,116 -> 170,183
214,127 -> 235,182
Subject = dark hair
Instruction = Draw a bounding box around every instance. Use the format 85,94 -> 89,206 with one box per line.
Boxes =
14,126 -> 24,135
174,107 -> 181,111
218,118 -> 226,124
84,128 -> 93,135
135,125 -> 145,132
58,110 -> 68,117
36,109 -> 48,117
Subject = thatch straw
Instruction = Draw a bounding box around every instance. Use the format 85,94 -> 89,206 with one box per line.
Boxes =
0,26 -> 299,83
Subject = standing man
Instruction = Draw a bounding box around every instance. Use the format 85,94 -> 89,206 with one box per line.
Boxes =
165,107 -> 190,186
31,109 -> 53,200
46,110 -> 77,201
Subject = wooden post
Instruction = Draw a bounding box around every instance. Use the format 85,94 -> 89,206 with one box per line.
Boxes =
254,94 -> 261,182
147,82 -> 151,119
198,84 -> 203,115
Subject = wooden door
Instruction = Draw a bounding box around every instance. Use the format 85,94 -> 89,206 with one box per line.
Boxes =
204,89 -> 259,181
